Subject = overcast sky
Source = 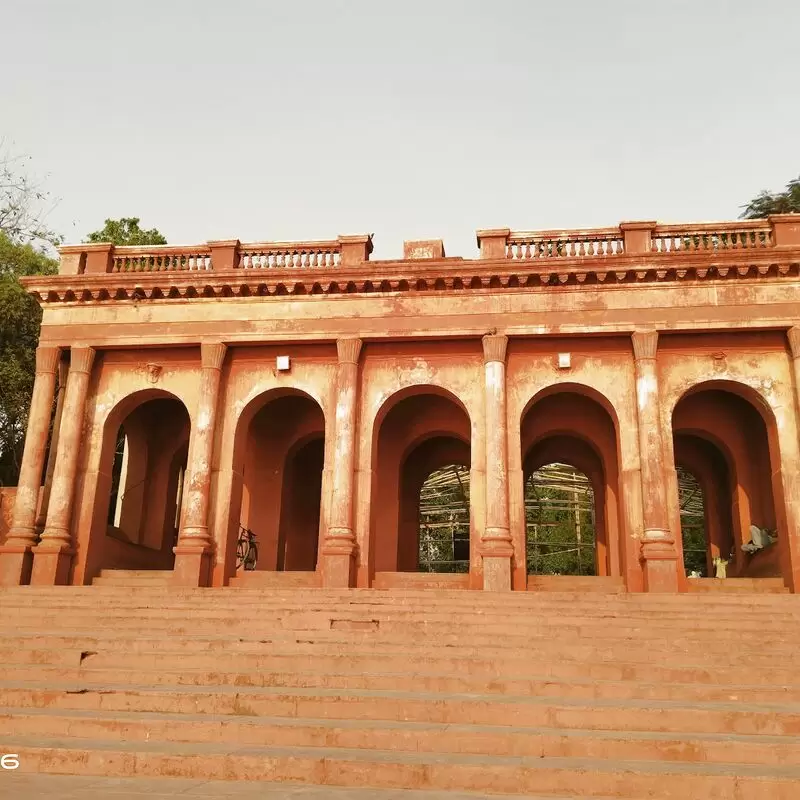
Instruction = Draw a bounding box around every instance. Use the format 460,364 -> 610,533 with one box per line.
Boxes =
3,0 -> 798,259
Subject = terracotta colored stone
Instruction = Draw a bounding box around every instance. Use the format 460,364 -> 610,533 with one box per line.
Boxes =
2,214 -> 798,596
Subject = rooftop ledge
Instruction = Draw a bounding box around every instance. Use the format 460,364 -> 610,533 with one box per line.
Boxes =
54,216 -> 800,277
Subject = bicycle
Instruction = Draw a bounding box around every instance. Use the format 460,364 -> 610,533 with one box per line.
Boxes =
236,525 -> 258,571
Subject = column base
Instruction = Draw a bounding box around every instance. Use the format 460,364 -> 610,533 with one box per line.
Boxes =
641,529 -> 680,593
30,545 -> 74,586
481,553 -> 513,591
0,545 -> 34,586
321,547 -> 355,588
172,546 -> 211,587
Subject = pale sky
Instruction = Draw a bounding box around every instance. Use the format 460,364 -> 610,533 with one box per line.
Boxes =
3,0 -> 798,259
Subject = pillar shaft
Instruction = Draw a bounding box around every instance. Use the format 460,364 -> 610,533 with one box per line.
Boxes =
632,331 -> 679,592
481,334 -> 513,591
31,347 -> 95,585
789,328 -> 800,440
35,358 -> 69,533
322,338 -> 362,587
0,347 -> 61,585
173,342 -> 226,586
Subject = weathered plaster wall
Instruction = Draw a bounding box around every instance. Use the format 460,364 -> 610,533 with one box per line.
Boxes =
208,343 -> 337,586
69,348 -> 200,584
35,279 -> 800,349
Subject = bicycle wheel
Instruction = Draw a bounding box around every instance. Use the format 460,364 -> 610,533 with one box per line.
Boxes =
244,542 -> 258,571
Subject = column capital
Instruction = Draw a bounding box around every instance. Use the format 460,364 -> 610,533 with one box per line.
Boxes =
482,334 -> 508,364
788,327 -> 800,360
69,346 -> 95,374
632,330 -> 659,362
336,338 -> 363,365
35,346 -> 62,375
200,342 -> 227,370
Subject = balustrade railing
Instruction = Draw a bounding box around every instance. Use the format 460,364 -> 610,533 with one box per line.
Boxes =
57,217 -> 799,276
650,222 -> 772,253
112,246 -> 212,272
506,228 -> 623,260
239,241 -> 341,269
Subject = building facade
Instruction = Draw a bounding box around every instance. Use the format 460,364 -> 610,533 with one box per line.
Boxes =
1,216 -> 800,593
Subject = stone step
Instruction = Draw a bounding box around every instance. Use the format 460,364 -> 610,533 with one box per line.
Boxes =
2,683 -> 799,736
526,575 -> 626,593
0,773 -> 629,800
229,570 -> 322,588
1,643 -> 797,683
5,586 -> 800,609
3,662 -> 797,705
4,734 -> 800,798
686,577 -> 788,593
3,707 -> 800,766
3,626 -> 797,653
0,637 -> 795,671
3,607 -> 799,631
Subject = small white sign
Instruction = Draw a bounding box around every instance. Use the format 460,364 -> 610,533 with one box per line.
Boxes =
276,355 -> 291,371
557,352 -> 571,369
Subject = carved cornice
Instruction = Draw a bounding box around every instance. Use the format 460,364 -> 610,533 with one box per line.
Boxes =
69,346 -> 95,374
336,338 -> 363,365
34,346 -> 61,375
788,327 -> 800,360
632,331 -> 658,361
200,342 -> 227,370
482,334 -> 508,364
20,248 -> 800,306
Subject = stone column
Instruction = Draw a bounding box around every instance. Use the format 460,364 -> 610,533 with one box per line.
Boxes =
789,328 -> 800,441
173,342 -> 226,587
31,346 -> 95,586
35,358 -> 69,534
480,334 -> 514,591
322,338 -> 362,588
632,331 -> 679,592
0,347 -> 61,585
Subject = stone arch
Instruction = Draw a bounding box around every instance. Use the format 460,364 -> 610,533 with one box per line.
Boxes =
369,385 -> 473,585
670,380 -> 786,582
519,386 -> 623,585
83,388 -> 191,581
225,387 -> 326,578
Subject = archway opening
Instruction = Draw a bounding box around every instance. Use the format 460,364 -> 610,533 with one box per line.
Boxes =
371,391 -> 472,585
235,392 -> 325,574
97,395 -> 190,573
672,386 -> 781,583
525,463 -> 596,576
677,466 -> 710,577
520,389 -> 622,585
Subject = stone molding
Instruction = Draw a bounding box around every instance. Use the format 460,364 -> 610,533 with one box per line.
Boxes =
788,327 -> 800,359
22,248 -> 800,305
69,346 -> 95,374
200,342 -> 227,370
482,334 -> 508,364
34,346 -> 61,375
336,338 -> 363,365
632,331 -> 659,362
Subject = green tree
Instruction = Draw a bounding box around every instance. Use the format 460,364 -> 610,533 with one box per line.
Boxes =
85,217 -> 167,246
741,176 -> 800,219
0,233 -> 57,485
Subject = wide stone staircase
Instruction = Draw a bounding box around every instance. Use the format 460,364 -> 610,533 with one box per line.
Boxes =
0,585 -> 799,798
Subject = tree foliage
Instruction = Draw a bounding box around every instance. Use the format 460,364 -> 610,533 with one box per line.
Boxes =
85,217 -> 167,246
0,233 -> 57,485
741,176 -> 800,219
0,141 -> 62,250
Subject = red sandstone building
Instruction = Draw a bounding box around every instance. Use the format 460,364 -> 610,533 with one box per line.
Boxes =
1,216 -> 799,594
